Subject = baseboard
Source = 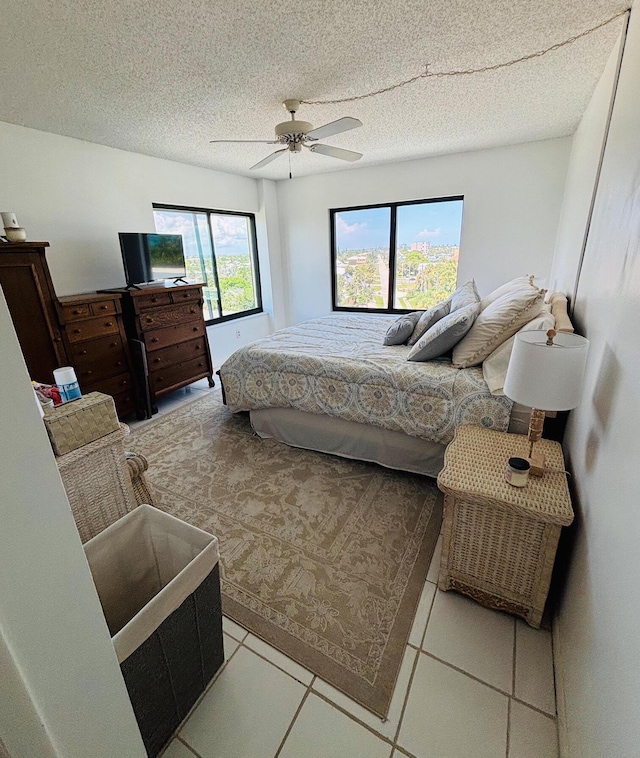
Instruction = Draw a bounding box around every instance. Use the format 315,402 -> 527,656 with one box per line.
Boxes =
552,614 -> 570,758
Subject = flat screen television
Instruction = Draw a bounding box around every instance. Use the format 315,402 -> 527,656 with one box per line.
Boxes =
119,232 -> 187,287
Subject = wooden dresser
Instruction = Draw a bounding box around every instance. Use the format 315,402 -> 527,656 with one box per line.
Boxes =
114,283 -> 214,418
57,293 -> 137,419
0,242 -> 68,383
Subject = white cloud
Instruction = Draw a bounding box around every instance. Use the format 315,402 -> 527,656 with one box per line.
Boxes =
417,227 -> 442,239
336,216 -> 367,236
210,215 -> 248,247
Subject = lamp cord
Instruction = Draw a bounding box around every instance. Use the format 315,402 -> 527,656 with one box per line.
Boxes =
301,9 -> 629,106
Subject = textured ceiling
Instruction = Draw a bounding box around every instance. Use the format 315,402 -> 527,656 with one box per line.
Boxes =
0,0 -> 626,181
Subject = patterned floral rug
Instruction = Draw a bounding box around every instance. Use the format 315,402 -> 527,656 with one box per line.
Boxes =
129,392 -> 442,718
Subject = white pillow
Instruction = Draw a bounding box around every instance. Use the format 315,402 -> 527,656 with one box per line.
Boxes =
452,285 -> 546,368
480,275 -> 536,311
482,306 -> 555,395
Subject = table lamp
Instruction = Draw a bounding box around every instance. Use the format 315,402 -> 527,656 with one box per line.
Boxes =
503,329 -> 589,477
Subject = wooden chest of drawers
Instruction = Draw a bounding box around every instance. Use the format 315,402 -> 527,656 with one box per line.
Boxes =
114,284 -> 214,418
57,293 -> 137,419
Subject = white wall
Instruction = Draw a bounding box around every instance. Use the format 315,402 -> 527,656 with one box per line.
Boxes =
0,122 -> 277,361
550,8 -> 640,758
549,37 -> 623,299
0,290 -> 146,757
276,138 -> 571,324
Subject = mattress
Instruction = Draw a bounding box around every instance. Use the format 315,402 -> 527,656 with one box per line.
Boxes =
219,313 -> 513,446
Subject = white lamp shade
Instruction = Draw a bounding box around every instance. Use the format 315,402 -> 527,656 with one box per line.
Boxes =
503,330 -> 589,411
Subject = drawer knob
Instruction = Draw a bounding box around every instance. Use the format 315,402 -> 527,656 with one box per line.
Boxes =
115,361 -> 122,367
100,304 -> 108,310
153,358 -> 160,363
193,327 -> 198,332
152,337 -> 159,343
121,380 -> 128,386
195,344 -> 200,350
183,293 -> 189,298
151,297 -> 157,302
105,321 -> 114,326
79,349 -> 88,356
146,317 -> 153,322
86,370 -> 93,376
72,309 -> 81,315
110,341 -> 118,347
190,308 -> 196,313
73,328 -> 81,334
158,376 -> 163,381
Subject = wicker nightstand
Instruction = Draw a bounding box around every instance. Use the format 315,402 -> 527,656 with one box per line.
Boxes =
436,425 -> 573,627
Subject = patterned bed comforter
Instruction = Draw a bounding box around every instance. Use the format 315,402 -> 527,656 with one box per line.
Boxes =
218,314 -> 512,446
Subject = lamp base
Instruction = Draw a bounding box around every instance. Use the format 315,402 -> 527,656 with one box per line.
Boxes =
527,453 -> 545,477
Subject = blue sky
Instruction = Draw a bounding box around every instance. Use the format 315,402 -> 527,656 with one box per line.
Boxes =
335,199 -> 463,250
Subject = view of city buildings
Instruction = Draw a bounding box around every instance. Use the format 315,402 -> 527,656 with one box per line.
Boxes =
334,199 -> 463,310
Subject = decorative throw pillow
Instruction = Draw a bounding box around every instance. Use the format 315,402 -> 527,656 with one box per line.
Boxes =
452,285 -> 546,368
482,306 -> 555,395
407,301 -> 450,345
407,280 -> 479,346
479,275 -> 535,311
383,311 -> 423,345
449,279 -> 480,312
407,301 -> 480,362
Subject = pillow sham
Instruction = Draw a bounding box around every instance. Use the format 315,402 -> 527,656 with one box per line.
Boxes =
452,285 -> 546,368
479,274 -> 535,311
383,311 -> 423,345
482,306 -> 555,395
407,301 -> 450,345
407,301 -> 480,362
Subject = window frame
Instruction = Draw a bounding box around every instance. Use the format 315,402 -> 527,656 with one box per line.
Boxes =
330,195 -> 464,314
153,202 -> 263,326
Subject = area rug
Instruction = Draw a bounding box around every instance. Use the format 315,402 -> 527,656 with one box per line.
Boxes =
129,392 -> 442,718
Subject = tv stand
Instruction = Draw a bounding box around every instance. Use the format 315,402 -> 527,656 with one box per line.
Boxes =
173,277 -> 189,285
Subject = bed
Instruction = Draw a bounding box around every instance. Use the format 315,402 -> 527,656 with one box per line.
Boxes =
217,312 -> 537,476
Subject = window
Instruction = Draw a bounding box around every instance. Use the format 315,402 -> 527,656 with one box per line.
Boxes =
153,204 -> 262,323
331,196 -> 463,313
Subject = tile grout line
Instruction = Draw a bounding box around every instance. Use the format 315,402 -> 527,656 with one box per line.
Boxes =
506,697 -> 512,758
391,578 -> 438,749
310,689 -> 395,749
507,619 -> 517,758
272,685 -> 313,758
416,648 -> 556,719
176,735 -> 205,758
237,636 -> 314,687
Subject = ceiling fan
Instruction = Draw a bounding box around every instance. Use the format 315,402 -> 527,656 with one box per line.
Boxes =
210,99 -> 363,173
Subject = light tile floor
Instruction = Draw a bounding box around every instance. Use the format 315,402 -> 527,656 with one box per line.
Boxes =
130,382 -> 560,758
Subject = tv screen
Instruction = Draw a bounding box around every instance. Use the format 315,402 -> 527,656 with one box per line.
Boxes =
119,233 -> 187,286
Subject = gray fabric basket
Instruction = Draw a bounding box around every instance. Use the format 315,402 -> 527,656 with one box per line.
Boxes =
84,505 -> 224,757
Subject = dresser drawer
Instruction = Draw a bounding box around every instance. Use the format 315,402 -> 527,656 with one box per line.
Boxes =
69,333 -> 125,363
66,317 -> 119,343
171,288 -> 202,304
60,303 -> 92,322
112,389 -> 136,419
84,372 -> 133,397
145,321 -> 206,351
139,302 -> 202,331
90,299 -> 117,317
147,338 -> 207,371
150,357 -> 209,393
135,292 -> 172,311
73,343 -> 128,383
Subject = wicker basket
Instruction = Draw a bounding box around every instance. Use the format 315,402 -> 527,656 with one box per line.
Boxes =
43,392 -> 120,455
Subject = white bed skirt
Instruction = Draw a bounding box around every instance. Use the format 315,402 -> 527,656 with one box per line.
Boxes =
250,407 -> 447,477
249,403 -> 532,479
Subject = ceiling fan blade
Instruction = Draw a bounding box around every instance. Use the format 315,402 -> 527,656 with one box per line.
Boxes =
307,144 -> 363,162
210,139 -> 281,144
305,117 -> 362,141
250,148 -> 288,170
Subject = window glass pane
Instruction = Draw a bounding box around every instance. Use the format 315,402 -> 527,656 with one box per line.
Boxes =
211,214 -> 258,316
394,200 -> 463,309
153,209 -> 220,320
334,207 -> 390,309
